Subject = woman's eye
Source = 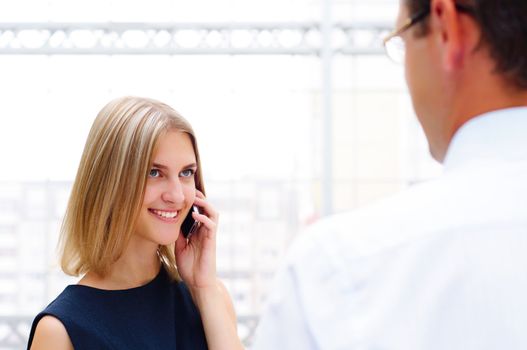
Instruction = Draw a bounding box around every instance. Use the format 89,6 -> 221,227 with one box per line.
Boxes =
149,168 -> 161,178
180,169 -> 195,177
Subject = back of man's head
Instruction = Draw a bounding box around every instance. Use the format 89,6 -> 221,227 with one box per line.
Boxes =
406,0 -> 527,90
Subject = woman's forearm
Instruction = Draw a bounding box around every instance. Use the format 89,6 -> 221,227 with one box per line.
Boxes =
192,279 -> 244,350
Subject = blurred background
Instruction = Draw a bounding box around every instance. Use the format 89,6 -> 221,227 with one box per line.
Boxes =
0,0 -> 442,348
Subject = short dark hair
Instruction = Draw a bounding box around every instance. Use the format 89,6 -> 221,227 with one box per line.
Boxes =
406,0 -> 527,89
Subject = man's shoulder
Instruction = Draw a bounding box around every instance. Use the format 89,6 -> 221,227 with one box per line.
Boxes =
296,158 -> 526,264
293,179 -> 448,262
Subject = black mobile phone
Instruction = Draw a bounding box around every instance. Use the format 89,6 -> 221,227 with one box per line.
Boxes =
181,205 -> 200,238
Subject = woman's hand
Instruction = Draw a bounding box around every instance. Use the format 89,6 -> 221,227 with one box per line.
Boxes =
175,189 -> 218,291
174,190 -> 244,350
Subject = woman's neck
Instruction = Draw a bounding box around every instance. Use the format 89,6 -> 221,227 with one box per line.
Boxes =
79,237 -> 162,290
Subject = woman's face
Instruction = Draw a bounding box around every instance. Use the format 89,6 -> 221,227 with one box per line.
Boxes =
134,130 -> 198,246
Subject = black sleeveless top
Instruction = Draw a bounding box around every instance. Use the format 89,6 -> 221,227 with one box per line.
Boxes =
27,267 -> 208,349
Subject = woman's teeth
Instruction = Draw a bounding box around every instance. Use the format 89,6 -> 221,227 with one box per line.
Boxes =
151,209 -> 178,218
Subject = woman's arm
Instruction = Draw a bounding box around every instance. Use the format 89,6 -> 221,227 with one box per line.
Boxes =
175,190 -> 244,349
192,279 -> 244,350
30,316 -> 74,350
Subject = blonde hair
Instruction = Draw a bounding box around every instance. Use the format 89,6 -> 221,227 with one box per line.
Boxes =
60,96 -> 205,280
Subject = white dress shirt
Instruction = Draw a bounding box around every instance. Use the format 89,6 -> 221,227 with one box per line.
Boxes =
252,108 -> 527,350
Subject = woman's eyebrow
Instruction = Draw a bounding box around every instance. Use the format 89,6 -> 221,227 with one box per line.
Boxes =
152,162 -> 197,169
182,163 -> 198,169
152,163 -> 168,169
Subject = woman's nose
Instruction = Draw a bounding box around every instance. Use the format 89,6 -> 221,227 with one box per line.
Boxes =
161,179 -> 185,205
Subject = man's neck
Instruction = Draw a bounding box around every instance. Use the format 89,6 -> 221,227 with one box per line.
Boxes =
437,69 -> 527,162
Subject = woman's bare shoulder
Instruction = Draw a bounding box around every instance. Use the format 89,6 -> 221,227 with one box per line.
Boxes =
30,315 -> 74,350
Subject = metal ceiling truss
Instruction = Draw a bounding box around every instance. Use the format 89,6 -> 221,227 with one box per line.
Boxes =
0,22 -> 390,55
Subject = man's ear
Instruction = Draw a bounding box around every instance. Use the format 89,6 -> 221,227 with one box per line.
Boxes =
430,0 -> 464,71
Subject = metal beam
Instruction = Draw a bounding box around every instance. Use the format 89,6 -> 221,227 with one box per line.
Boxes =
0,22 -> 390,55
321,0 -> 334,216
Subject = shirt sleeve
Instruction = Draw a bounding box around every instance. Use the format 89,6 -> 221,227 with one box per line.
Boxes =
252,218 -> 355,350
251,262 -> 319,350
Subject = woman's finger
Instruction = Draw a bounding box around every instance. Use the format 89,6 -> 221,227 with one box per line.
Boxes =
193,197 -> 219,221
192,211 -> 217,231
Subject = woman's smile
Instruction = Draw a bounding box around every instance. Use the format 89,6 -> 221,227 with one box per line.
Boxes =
148,208 -> 180,222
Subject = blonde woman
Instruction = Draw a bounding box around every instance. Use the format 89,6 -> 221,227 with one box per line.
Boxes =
27,97 -> 243,350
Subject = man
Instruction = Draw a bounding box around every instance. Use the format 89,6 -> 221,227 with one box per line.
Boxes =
252,0 -> 527,349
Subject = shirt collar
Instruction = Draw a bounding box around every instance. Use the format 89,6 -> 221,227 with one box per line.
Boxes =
443,107 -> 527,172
